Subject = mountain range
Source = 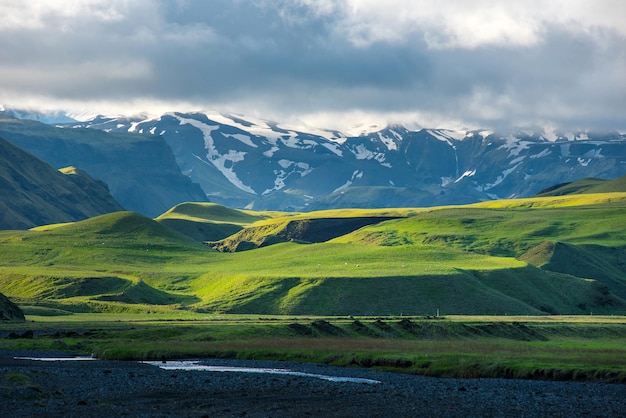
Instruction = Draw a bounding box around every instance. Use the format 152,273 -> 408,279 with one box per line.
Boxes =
2,108 -> 626,215
0,114 -> 207,217
63,111 -> 626,211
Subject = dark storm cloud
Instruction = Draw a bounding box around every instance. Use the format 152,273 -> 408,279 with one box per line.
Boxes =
0,0 -> 624,130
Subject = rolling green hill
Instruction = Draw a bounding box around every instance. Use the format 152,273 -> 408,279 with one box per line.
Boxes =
0,192 -> 625,316
536,175 -> 626,196
155,202 -> 269,242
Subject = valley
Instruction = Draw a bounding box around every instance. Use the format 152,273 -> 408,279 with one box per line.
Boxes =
1,112 -> 625,386
1,191 -> 625,317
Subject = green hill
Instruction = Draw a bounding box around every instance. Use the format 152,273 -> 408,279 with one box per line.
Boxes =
213,215 -> 400,251
536,175 -> 626,196
0,212 -> 208,311
155,202 -> 268,242
334,196 -> 626,255
0,115 -> 207,217
0,136 -> 124,229
520,241 -> 626,301
0,192 -> 625,316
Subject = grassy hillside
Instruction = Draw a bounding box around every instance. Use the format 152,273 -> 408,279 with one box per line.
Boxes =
334,195 -> 626,255
213,216 -> 401,251
155,202 -> 269,242
0,193 -> 625,316
0,212 -> 209,311
536,175 -> 626,196
0,137 -> 124,229
0,115 -> 207,217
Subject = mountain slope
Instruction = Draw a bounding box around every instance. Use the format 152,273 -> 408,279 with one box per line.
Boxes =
0,136 -> 125,229
64,111 -> 626,211
155,202 -> 268,242
0,115 -> 207,217
536,174 -> 626,196
0,293 -> 25,321
0,211 -> 208,310
520,241 -> 626,301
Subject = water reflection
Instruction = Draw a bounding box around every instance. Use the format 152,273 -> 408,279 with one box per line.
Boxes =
14,356 -> 96,361
143,360 -> 381,384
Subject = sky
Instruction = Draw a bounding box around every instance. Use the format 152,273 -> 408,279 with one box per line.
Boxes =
1,0 -> 625,132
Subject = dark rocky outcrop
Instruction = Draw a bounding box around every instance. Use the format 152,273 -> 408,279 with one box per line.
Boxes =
0,293 -> 25,321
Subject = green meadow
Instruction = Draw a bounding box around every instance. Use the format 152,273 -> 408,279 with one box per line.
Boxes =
1,190 -> 626,381
1,192 -> 625,316
2,313 -> 626,382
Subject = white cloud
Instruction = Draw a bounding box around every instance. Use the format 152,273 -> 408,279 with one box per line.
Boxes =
0,0 -> 624,131
0,0 -> 129,31
312,0 -> 626,49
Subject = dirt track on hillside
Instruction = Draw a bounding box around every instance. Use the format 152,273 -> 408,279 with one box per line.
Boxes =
1,352 -> 625,417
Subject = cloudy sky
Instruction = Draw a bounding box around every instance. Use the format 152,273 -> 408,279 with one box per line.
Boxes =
1,0 -> 624,131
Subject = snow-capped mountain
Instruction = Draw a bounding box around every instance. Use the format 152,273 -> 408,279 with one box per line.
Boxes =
52,111 -> 626,210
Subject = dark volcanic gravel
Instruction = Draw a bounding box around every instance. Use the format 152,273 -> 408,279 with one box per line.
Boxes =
1,351 -> 625,417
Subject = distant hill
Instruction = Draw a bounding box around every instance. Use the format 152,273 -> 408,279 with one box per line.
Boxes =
0,115 -> 207,217
536,175 -> 626,196
0,136 -> 125,229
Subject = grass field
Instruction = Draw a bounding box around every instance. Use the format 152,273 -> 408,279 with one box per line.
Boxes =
2,314 -> 626,383
1,193 -> 625,316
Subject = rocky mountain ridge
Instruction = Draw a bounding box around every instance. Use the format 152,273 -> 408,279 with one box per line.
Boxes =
67,111 -> 626,211
0,114 -> 207,217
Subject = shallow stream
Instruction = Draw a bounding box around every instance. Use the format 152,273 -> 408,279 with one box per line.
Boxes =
14,356 -> 381,384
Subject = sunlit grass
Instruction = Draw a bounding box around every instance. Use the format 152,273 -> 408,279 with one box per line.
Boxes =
2,315 -> 625,382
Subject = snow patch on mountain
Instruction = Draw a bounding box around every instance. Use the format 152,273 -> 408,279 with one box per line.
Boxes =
477,163 -> 522,191
351,144 -> 376,160
175,114 -> 255,194
499,137 -> 531,157
441,169 -> 476,187
333,170 -> 363,193
263,146 -> 280,158
223,133 -> 257,148
428,130 -> 455,147
205,113 -> 286,141
510,156 -> 526,165
211,149 -> 254,194
530,148 -> 551,159
350,144 -> 389,166
456,169 -> 476,183
377,132 -> 398,151
263,160 -> 314,195
320,142 -> 343,156
280,135 -> 319,150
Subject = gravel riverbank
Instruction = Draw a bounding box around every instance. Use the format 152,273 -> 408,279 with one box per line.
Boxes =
1,351 -> 625,417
